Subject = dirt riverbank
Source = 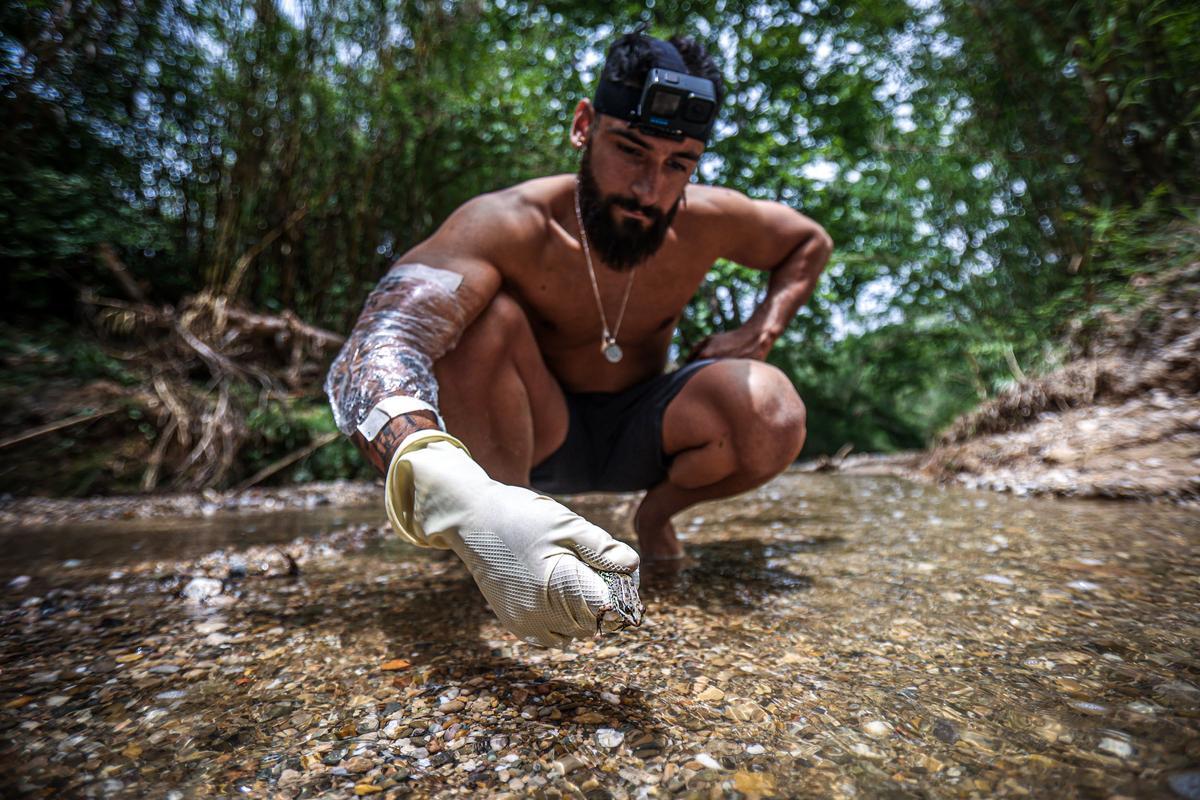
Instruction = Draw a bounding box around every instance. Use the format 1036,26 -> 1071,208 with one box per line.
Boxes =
820,247 -> 1199,504
0,481 -> 378,527
817,389 -> 1199,503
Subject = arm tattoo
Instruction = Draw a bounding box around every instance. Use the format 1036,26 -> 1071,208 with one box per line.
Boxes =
352,411 -> 441,475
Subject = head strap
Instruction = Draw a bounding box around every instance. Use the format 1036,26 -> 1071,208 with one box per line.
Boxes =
594,37 -> 694,133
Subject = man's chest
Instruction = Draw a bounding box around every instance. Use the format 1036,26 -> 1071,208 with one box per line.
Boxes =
504,238 -> 711,348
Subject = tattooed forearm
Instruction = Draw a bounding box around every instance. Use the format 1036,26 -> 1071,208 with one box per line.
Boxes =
351,411 -> 441,475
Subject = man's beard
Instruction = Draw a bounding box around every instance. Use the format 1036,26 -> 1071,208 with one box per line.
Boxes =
577,145 -> 682,272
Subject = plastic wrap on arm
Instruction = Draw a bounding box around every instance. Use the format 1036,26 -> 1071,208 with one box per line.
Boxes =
325,264 -> 469,436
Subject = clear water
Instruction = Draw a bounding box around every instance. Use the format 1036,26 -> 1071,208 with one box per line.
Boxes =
2,474 -> 1198,798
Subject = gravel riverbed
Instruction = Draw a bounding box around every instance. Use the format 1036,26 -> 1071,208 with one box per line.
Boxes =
2,473 -> 1199,798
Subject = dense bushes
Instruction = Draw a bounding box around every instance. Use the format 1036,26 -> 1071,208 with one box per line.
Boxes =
1,0 -> 1196,492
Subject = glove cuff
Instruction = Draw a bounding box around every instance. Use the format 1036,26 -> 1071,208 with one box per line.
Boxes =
384,430 -> 472,546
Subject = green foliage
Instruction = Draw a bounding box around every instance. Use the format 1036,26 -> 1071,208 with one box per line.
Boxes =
3,0 -> 1197,476
242,398 -> 375,484
0,323 -> 137,387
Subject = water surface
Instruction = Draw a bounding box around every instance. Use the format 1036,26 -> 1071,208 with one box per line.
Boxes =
2,473 -> 1198,798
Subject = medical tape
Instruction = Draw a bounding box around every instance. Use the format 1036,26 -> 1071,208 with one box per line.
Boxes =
387,262 -> 464,293
357,396 -> 446,441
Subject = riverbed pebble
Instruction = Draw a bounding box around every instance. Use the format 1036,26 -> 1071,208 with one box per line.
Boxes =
863,719 -> 893,738
595,727 -> 624,748
1098,736 -> 1133,758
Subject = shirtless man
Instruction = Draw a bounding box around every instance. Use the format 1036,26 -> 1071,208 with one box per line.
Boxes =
325,31 -> 831,648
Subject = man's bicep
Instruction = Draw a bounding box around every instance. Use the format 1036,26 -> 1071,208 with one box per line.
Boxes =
394,194 -> 518,323
716,192 -> 831,271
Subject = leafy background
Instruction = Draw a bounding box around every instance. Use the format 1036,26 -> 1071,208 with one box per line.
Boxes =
1,0 -> 1196,491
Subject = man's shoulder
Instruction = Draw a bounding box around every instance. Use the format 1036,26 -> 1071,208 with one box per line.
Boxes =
683,184 -> 754,216
414,176 -> 568,272
452,176 -> 567,238
675,185 -> 757,241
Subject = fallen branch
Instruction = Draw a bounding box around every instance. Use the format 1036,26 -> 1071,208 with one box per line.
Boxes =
141,417 -> 177,491
152,376 -> 193,448
95,243 -> 149,304
83,294 -> 343,352
72,289 -> 345,491
241,307 -> 345,348
0,407 -> 120,450
233,431 -> 340,491
813,442 -> 855,472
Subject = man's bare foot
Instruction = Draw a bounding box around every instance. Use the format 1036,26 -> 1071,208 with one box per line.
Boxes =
633,502 -> 685,561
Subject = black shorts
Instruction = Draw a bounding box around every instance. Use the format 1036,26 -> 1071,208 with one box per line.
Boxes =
530,359 -> 716,494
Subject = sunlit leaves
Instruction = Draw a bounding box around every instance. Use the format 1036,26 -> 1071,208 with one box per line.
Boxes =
3,0 -> 1195,456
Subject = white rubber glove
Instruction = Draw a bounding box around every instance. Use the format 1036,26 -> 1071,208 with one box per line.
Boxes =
385,430 -> 644,648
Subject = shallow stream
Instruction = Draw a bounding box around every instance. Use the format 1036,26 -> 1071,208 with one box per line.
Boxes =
2,473 -> 1199,798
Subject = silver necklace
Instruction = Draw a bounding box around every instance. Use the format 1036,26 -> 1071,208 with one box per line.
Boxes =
573,179 -> 636,364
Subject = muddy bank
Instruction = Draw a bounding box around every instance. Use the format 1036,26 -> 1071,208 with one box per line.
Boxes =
918,392 -> 1199,501
815,392 -> 1199,503
0,480 -> 379,527
4,473 -> 1200,799
823,249 -> 1200,503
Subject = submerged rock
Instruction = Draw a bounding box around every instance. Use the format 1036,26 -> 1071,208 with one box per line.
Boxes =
181,577 -> 223,602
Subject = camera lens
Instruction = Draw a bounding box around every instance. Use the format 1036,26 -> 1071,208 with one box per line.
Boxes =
683,98 -> 714,123
648,89 -> 682,117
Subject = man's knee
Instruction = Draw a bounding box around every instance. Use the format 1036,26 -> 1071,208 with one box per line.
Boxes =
695,360 -> 805,477
741,362 -> 806,472
482,291 -> 530,333
447,291 -> 532,364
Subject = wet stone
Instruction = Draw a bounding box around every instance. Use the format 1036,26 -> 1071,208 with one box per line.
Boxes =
259,704 -> 293,723
181,577 -> 223,602
595,728 -> 624,749
1069,700 -> 1109,716
863,720 -> 892,738
932,718 -> 959,744
551,755 -> 586,776
1156,681 -> 1200,708
728,701 -> 768,722
1169,770 -> 1200,800
277,768 -> 302,786
343,756 -> 373,773
1098,736 -> 1133,759
689,753 -> 723,771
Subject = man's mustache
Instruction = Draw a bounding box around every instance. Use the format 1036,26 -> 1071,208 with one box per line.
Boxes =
609,195 -> 663,222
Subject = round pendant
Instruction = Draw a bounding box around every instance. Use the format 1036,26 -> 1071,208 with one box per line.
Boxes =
603,341 -> 623,363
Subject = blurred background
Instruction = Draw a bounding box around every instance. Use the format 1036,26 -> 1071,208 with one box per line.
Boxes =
1,0 -> 1197,496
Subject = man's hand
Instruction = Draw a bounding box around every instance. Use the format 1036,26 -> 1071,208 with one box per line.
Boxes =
697,190 -> 831,360
687,324 -> 776,362
386,432 -> 644,648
